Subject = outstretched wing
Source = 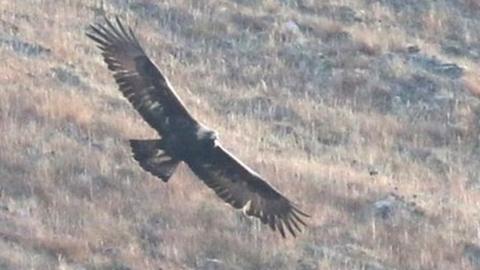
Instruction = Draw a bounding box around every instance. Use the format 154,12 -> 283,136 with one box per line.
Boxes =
186,144 -> 309,237
86,17 -> 194,135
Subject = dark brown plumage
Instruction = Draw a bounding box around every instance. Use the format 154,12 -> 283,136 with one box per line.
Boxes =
86,17 -> 309,237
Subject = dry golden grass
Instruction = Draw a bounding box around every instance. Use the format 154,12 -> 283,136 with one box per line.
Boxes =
1,0 -> 480,269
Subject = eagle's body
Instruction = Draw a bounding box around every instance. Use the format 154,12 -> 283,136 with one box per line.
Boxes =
87,17 -> 309,237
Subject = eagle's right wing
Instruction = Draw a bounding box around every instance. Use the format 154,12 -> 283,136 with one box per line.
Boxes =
86,17 -> 194,135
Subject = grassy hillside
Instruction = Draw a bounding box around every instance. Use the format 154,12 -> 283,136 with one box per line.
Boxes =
1,0 -> 480,269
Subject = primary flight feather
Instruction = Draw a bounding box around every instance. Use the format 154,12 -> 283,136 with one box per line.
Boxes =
86,17 -> 309,237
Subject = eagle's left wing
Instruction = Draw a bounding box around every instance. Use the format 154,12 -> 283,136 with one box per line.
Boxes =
186,144 -> 309,237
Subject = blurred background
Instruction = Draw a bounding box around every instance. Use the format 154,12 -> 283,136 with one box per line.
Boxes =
1,0 -> 480,269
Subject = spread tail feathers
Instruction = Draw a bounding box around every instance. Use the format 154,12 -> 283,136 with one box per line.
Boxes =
129,139 -> 180,182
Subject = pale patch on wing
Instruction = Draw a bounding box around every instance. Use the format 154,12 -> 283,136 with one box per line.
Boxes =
242,200 -> 253,215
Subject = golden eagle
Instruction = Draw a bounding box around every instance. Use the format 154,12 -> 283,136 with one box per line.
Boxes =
86,17 -> 309,237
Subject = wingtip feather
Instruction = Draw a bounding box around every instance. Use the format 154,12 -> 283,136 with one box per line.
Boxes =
277,222 -> 286,238
283,218 -> 296,237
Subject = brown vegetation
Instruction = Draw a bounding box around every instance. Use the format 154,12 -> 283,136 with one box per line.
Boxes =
1,0 -> 480,269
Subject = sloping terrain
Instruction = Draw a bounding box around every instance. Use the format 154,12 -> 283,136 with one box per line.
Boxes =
1,0 -> 480,269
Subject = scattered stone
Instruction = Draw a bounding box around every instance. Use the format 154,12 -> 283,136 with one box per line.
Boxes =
370,193 -> 424,224
51,67 -> 83,88
407,54 -> 463,79
0,37 -> 50,57
442,41 -> 480,60
407,45 -> 420,54
280,20 -> 304,42
282,20 -> 301,35
374,197 -> 395,219
368,166 -> 379,176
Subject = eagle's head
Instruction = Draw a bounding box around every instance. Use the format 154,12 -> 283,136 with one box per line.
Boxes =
196,126 -> 219,149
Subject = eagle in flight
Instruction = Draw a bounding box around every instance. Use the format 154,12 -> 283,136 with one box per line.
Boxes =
86,17 -> 309,237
